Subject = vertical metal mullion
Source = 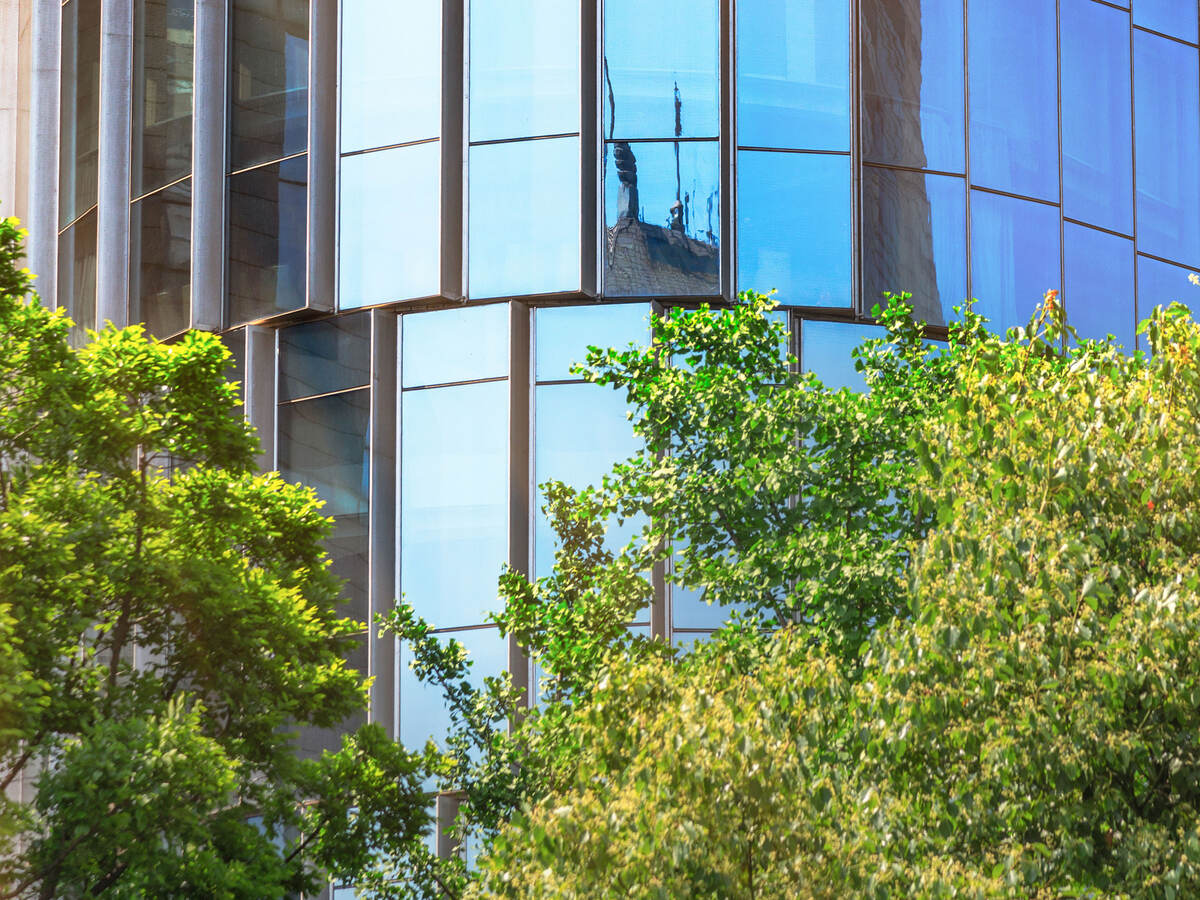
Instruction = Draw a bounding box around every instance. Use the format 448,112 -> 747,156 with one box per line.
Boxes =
850,0 -> 862,317
963,0 -> 973,307
191,0 -> 225,331
27,0 -> 60,302
368,310 -> 398,737
720,0 -> 734,301
442,0 -> 464,300
580,0 -> 598,297
1056,0 -> 1066,344
96,0 -> 131,327
649,298 -> 668,641
393,317 -> 403,741
306,0 -> 335,312
1129,16 -> 1141,350
507,301 -> 532,711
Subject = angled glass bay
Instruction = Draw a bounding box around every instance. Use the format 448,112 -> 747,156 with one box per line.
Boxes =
970,190 -> 1061,334
535,303 -> 651,381
278,389 -> 370,519
132,0 -> 194,197
57,210 -> 97,347
129,180 -> 192,338
279,312 -> 370,402
402,303 -> 509,388
1064,223 -> 1135,349
59,0 -> 101,228
400,626 -> 506,750
800,320 -> 885,392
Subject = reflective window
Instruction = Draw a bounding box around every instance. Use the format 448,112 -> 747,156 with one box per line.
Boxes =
603,140 -> 720,297
229,0 -> 308,170
800,320 -> 884,392
59,0 -> 101,227
1133,0 -> 1198,44
471,0 -> 579,142
603,0 -> 719,139
326,512 -> 369,627
129,180 -> 191,337
535,303 -> 650,381
968,0 -> 1058,201
970,190 -> 1061,334
862,167 -> 966,327
341,0 -> 440,153
340,143 -> 441,308
279,313 -> 370,402
227,156 -> 307,323
1138,254 -> 1197,322
132,0 -> 194,197
861,0 -> 964,172
468,137 -> 580,299
737,151 -> 852,307
738,0 -> 850,152
401,381 -> 508,628
1061,0 -> 1133,236
1134,30 -> 1200,267
1064,223 -> 1135,349
402,304 -> 509,388
57,209 -> 97,346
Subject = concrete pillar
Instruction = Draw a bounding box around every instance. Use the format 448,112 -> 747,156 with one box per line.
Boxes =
191,0 -> 225,331
96,0 -> 131,328
25,0 -> 58,299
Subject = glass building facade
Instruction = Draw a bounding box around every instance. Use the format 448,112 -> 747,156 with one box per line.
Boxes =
12,0 -> 1200,873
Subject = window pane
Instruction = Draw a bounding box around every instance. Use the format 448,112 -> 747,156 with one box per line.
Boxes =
535,303 -> 650,381
56,209 -> 97,347
469,137 -> 580,299
341,0 -> 439,153
737,151 -> 851,307
59,0 -> 101,227
401,304 -> 509,388
862,167 -> 966,327
968,0 -> 1058,201
603,140 -> 720,297
603,0 -> 719,139
401,382 -> 508,628
1064,223 -> 1135,349
1134,30 -> 1200,267
227,156 -> 307,324
862,0 -> 964,172
132,0 -> 194,197
1061,0 -> 1133,235
738,0 -> 850,152
970,190 -> 1061,334
471,0 -> 579,142
279,312 -> 370,402
229,0 -> 308,170
1134,0 -> 1198,44
800,320 -> 885,392
130,179 -> 191,337
1138,254 -> 1197,321
340,143 -> 441,309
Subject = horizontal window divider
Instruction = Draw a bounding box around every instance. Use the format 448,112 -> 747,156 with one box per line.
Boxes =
340,136 -> 439,159
1062,216 -> 1134,242
1089,0 -> 1130,13
227,150 -> 308,178
535,378 -> 590,387
428,623 -> 503,635
1132,23 -> 1199,49
736,145 -> 852,157
968,184 -> 1061,209
130,174 -> 193,206
277,384 -> 371,406
606,136 -> 719,144
58,205 -> 98,235
401,374 -> 508,393
1135,248 -> 1200,273
861,161 -> 966,180
468,132 -> 580,148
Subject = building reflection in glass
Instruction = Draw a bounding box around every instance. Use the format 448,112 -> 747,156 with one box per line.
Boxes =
130,179 -> 191,337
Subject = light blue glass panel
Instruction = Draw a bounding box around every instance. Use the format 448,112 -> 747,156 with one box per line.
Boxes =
968,0 -> 1058,201
1138,254 -> 1198,321
738,0 -> 850,152
401,381 -> 508,628
604,0 -> 719,139
341,0 -> 440,152
862,167 -> 967,327
471,0 -> 579,141
340,143 -> 441,308
603,140 -> 720,297
673,573 -> 747,630
469,137 -> 581,299
800,320 -> 884,392
1064,223 -> 1135,349
861,0 -> 964,172
535,303 -> 651,381
1134,0 -> 1198,43
279,312 -> 370,402
1134,30 -> 1200,267
737,151 -> 852,307
970,190 -> 1061,334
401,303 -> 508,388
1061,0 -> 1133,235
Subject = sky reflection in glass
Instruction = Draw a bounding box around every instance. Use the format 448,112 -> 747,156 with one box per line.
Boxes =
1138,254 -> 1198,322
535,303 -> 650,381
1133,0 -> 1198,44
402,303 -> 508,388
970,190 -> 1061,334
1063,223 -> 1135,349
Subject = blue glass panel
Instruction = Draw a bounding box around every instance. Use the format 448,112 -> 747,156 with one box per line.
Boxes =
1134,30 -> 1200,267
861,0 -> 964,172
603,140 -> 720,296
970,190 -> 1061,334
1063,224 -> 1135,349
1134,0 -> 1198,44
130,179 -> 191,338
862,167 -> 967,327
469,137 -> 581,299
279,312 -> 370,402
341,0 -> 440,152
604,0 -> 719,139
1138,254 -> 1198,321
800,320 -> 884,392
738,0 -> 850,152
968,0 -> 1058,201
1061,0 -> 1133,235
277,389 -> 370,519
340,143 -> 441,308
737,151 -> 852,307
471,0 -> 579,141
401,304 -> 509,388
401,381 -> 508,628
535,304 -> 650,381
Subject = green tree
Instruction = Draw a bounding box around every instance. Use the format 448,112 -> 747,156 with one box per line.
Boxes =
0,217 -> 427,899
